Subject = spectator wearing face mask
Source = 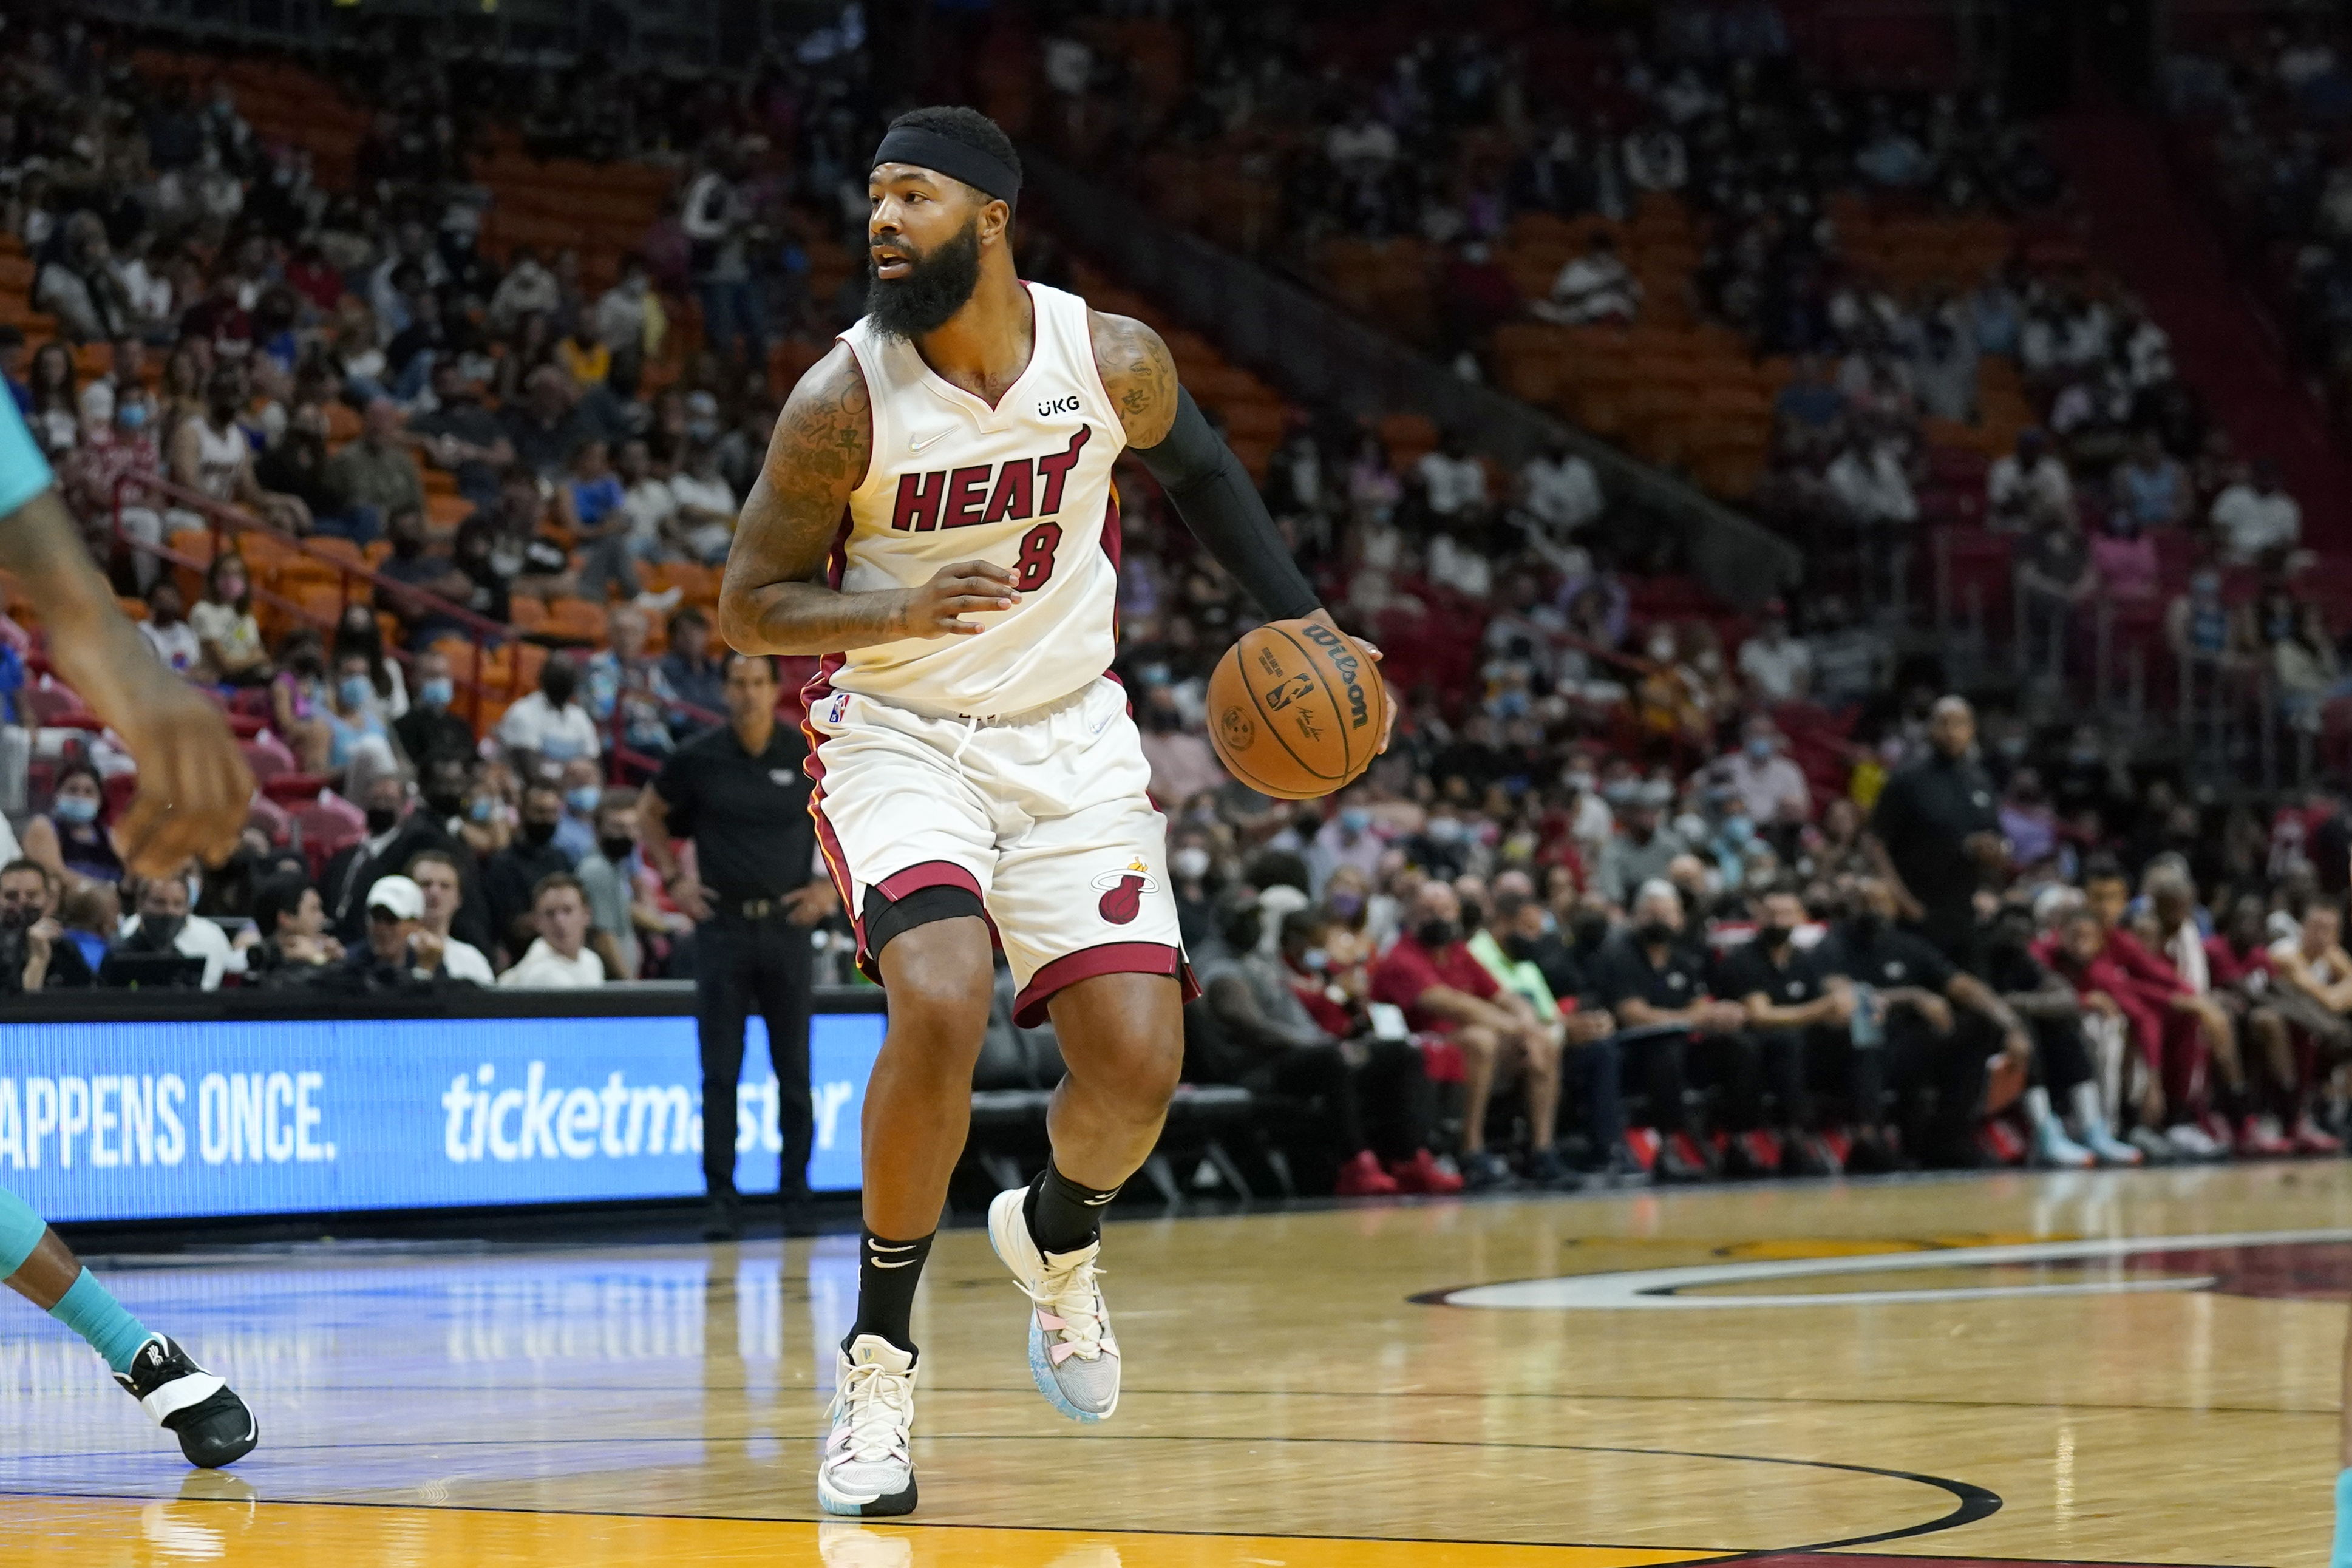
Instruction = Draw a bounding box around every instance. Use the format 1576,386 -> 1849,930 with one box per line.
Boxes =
1476,878 -> 1634,1178
1405,806 -> 1481,883
1813,875 -> 2031,1167
0,859 -> 91,992
1307,792 -> 1384,895
1595,781 -> 1684,908
575,790 -> 654,979
320,770 -> 477,946
498,656 -> 602,767
1169,837 -> 1217,951
327,651 -> 399,778
485,782 -> 576,962
552,757 -> 605,864
1370,880 -> 1565,1190
1198,893 -> 1453,1195
393,650 -> 476,767
1725,719 -> 1812,826
22,761 -> 109,891
1592,880 -> 1773,1179
112,869 -> 243,991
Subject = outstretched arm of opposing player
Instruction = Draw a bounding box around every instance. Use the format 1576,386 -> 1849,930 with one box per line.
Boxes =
1095,310 -> 1392,751
0,398 -> 249,876
720,344 -> 1018,655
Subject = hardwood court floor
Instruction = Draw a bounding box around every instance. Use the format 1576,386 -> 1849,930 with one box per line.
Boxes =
5,1164 -> 2351,1566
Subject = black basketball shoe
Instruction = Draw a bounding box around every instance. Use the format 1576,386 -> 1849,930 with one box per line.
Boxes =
114,1334 -> 258,1468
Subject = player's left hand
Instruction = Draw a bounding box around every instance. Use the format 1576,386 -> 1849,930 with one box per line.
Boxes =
1302,608 -> 1395,755
783,881 -> 838,926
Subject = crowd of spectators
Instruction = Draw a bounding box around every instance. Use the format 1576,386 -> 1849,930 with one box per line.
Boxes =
1041,2 -> 2352,1188
1038,0 -> 2348,741
2167,18 -> 2352,441
1035,1 -> 2066,341
1100,322 -> 2352,1189
0,15 -> 900,996
5,8 -> 2352,1193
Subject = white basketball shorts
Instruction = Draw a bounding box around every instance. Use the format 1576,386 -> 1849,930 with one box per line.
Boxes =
803,674 -> 1197,1025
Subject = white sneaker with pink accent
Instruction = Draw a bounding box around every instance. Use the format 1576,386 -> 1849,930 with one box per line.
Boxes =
986,1185 -> 1121,1422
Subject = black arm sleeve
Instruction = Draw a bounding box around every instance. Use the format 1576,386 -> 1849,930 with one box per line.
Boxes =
1132,386 -> 1322,622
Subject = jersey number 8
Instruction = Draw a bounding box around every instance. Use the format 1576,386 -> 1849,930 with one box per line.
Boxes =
1015,521 -> 1062,593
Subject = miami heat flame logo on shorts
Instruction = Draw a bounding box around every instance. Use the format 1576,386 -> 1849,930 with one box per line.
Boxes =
1090,859 -> 1160,925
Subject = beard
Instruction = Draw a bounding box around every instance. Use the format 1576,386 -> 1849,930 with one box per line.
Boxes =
865,218 -> 983,341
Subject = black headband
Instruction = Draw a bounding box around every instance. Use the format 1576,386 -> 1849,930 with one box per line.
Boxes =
870,126 -> 1020,205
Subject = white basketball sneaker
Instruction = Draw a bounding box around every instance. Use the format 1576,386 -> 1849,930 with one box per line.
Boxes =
986,1186 -> 1121,1422
816,1336 -> 918,1518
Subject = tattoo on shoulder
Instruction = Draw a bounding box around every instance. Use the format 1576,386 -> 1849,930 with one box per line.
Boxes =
1091,311 -> 1178,445
769,349 -> 872,503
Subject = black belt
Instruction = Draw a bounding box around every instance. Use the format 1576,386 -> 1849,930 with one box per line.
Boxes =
717,895 -> 796,921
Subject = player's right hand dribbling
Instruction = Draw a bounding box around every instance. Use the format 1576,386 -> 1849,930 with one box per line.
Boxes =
896,560 -> 1019,639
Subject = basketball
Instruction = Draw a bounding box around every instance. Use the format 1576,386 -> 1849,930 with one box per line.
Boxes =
1205,618 -> 1388,800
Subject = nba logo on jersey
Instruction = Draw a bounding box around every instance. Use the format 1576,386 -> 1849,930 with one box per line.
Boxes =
1090,860 -> 1159,925
826,692 -> 851,725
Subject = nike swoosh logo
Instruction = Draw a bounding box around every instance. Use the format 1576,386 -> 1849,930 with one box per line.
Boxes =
909,429 -> 953,453
868,1240 -> 919,1252
1081,1193 -> 1117,1206
870,1258 -> 920,1269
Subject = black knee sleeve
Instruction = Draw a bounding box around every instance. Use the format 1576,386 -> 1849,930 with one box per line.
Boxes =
863,883 -> 987,961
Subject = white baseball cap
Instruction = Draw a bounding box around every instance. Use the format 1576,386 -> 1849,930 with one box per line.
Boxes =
365,875 -> 424,922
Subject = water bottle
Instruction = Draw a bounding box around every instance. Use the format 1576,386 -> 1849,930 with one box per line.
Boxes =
1850,982 -> 1883,1050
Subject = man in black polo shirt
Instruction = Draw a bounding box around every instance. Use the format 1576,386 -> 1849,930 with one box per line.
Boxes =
482,781 -> 573,963
641,651 -> 837,1239
1867,696 -> 2005,971
1809,876 -> 2032,1168
1711,886 -> 1848,1175
1589,880 -> 1764,1179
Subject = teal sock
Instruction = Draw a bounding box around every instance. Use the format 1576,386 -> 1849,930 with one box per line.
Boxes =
49,1269 -> 151,1375
2334,1467 -> 2352,1568
0,1185 -> 46,1278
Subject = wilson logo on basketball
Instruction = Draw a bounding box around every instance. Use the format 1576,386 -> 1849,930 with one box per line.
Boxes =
1298,621 -> 1371,729
1090,861 -> 1159,925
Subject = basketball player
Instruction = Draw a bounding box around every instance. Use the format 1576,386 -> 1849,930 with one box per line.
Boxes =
719,106 -> 1387,1516
0,398 -> 259,1465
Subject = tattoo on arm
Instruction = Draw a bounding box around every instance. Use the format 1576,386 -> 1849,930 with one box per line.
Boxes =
718,345 -> 901,656
1090,310 -> 1180,447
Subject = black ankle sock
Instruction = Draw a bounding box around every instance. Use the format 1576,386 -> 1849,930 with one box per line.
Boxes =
2217,1079 -> 2251,1122
1023,1159 -> 1120,1255
845,1229 -> 933,1357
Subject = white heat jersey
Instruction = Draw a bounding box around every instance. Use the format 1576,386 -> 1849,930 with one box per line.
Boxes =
828,282 -> 1124,718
